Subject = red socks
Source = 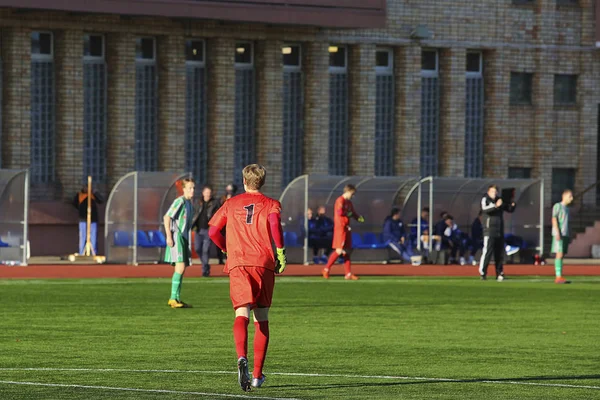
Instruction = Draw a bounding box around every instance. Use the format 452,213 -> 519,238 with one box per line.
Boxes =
343,254 -> 352,275
253,321 -> 270,378
233,316 -> 249,358
324,252 -> 339,270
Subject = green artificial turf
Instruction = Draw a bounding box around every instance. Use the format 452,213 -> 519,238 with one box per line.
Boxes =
0,276 -> 599,399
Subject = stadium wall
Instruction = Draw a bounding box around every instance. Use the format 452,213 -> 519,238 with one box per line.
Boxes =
0,1 -> 598,256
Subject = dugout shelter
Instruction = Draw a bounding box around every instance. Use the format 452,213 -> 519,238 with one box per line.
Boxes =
280,175 -> 544,264
0,169 -> 29,266
105,171 -> 191,265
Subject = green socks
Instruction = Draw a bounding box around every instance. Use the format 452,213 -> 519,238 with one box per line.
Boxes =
555,259 -> 563,278
170,272 -> 183,300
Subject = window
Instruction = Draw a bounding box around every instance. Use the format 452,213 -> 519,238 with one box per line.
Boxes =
466,52 -> 482,74
234,42 -> 256,186
552,168 -> 576,204
84,34 -> 104,58
282,44 -> 304,187
282,44 -> 301,69
83,34 -> 107,184
235,42 -> 253,66
509,72 -> 533,105
185,39 -> 207,184
420,49 -> 439,176
554,74 -> 577,105
329,45 -> 349,175
421,49 -> 438,74
134,37 -> 158,171
0,35 -> 2,167
30,31 -> 55,184
136,37 -> 155,60
465,51 -> 484,178
328,45 -> 347,70
375,48 -> 394,176
508,167 -> 532,179
557,0 -> 578,5
186,39 -> 204,63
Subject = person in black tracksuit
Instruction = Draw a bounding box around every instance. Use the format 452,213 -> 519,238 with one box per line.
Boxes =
479,185 -> 516,281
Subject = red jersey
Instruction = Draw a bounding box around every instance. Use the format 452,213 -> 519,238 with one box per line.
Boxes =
209,192 -> 281,273
334,195 -> 359,233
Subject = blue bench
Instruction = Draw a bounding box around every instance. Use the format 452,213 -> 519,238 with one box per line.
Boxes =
0,237 -> 9,248
353,232 -> 389,249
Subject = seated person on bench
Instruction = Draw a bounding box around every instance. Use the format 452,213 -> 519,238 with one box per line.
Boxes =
382,208 -> 412,262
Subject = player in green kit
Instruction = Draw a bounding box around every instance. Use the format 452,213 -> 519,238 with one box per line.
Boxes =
551,189 -> 573,284
164,178 -> 195,308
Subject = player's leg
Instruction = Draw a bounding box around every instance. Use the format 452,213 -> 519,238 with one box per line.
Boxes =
78,222 -> 86,254
251,267 -> 274,387
90,222 -> 98,255
554,237 -> 569,283
234,305 -> 252,392
479,236 -> 493,279
323,248 -> 343,278
343,249 -> 359,280
200,229 -> 211,277
168,262 -> 186,308
494,236 -> 505,281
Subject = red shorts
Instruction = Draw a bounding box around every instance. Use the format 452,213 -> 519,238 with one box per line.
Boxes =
332,230 -> 351,250
228,266 -> 275,310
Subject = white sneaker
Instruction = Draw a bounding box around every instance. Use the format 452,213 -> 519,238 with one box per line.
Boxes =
459,257 -> 466,266
497,275 -> 505,282
251,374 -> 266,388
505,245 -> 520,256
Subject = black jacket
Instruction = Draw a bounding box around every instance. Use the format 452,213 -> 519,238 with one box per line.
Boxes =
73,191 -> 103,223
191,197 -> 220,231
480,194 -> 516,237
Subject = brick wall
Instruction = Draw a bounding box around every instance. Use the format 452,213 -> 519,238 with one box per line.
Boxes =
0,0 -> 597,212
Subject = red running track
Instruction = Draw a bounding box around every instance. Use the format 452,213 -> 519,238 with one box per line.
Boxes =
0,264 -> 599,279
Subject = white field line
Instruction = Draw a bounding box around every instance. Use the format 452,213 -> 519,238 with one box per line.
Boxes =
0,380 -> 300,400
0,368 -> 599,391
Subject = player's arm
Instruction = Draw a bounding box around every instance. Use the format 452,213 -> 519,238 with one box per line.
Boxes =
349,202 -> 364,222
268,202 -> 287,273
163,198 -> 183,247
480,197 -> 496,214
335,198 -> 349,226
551,205 -> 560,240
208,204 -> 228,252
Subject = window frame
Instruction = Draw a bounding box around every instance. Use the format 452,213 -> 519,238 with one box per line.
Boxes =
83,33 -> 105,62
135,37 -> 156,63
420,48 -> 439,78
185,38 -> 206,66
509,71 -> 533,106
282,43 -> 302,72
465,51 -> 483,78
375,47 -> 393,75
328,44 -> 348,74
234,42 -> 254,69
31,31 -> 54,61
553,73 -> 578,106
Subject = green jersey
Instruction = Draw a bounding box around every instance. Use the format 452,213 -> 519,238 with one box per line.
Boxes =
552,202 -> 569,237
166,196 -> 193,238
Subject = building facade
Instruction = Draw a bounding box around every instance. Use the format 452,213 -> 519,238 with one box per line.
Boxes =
0,0 -> 598,254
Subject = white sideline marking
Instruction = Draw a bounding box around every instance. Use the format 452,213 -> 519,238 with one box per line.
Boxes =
1,368 -> 599,391
0,380 -> 300,400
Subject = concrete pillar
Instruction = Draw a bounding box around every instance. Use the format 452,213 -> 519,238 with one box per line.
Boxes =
256,40 -> 284,198
394,45 -> 420,176
439,48 -> 466,177
303,41 -> 329,174
348,44 -> 376,176
207,38 -> 235,190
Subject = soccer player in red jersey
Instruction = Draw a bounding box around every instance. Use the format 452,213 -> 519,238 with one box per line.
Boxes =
322,184 -> 364,280
208,164 -> 287,392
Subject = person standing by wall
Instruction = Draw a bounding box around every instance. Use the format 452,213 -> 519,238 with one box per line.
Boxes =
192,185 -> 220,277
72,186 -> 103,255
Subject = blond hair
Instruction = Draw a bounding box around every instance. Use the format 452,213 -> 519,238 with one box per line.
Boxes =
181,177 -> 195,188
242,164 -> 266,190
343,184 -> 357,194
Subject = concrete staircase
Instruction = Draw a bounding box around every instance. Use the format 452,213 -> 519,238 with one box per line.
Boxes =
560,207 -> 600,258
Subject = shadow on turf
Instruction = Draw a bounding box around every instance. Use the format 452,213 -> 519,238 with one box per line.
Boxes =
267,375 -> 600,391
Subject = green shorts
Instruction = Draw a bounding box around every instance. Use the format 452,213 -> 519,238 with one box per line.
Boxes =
551,236 -> 570,255
165,233 -> 192,267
